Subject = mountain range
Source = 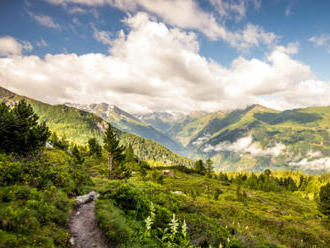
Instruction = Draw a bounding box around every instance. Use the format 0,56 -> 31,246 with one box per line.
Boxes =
137,104 -> 330,173
1,85 -> 329,173
0,86 -> 192,167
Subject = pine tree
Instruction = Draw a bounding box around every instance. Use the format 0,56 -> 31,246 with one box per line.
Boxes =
103,124 -> 127,178
72,145 -> 84,164
50,132 -> 69,150
205,159 -> 214,175
88,138 -> 102,157
318,183 -> 330,219
125,144 -> 136,162
0,100 -> 50,156
194,160 -> 206,174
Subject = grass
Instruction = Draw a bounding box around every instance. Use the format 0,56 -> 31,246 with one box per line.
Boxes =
94,167 -> 330,247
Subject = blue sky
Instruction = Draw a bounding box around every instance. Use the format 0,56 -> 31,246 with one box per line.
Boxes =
0,0 -> 329,113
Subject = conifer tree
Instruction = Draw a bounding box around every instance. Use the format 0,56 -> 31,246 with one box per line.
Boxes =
205,159 -> 214,175
0,100 -> 50,156
88,137 -> 102,157
194,160 -> 206,174
125,144 -> 135,162
72,145 -> 84,164
318,183 -> 330,219
103,124 -> 126,178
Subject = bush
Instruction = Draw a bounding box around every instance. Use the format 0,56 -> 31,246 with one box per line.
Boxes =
101,182 -> 151,220
95,200 -> 135,245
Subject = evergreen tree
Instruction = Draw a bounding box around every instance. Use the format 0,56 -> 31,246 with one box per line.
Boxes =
194,160 -> 206,174
103,124 -> 128,178
49,132 -> 69,150
318,183 -> 330,219
264,169 -> 272,177
205,158 -> 214,175
125,144 -> 135,161
72,145 -> 84,164
88,137 -> 102,157
0,100 -> 50,156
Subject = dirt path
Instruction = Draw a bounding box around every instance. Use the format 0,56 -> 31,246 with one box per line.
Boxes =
69,200 -> 109,248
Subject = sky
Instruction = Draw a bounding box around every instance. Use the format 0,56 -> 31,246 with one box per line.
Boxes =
0,0 -> 330,113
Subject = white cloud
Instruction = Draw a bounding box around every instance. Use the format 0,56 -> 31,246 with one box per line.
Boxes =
309,34 -> 330,53
43,0 -> 277,50
0,36 -> 33,56
209,0 -> 261,21
36,38 -> 48,48
67,6 -> 87,14
27,11 -> 61,29
289,157 -> 330,171
203,136 -> 285,157
0,13 -> 329,113
91,25 -> 112,46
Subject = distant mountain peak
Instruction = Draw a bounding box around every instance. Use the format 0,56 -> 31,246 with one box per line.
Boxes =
246,104 -> 277,113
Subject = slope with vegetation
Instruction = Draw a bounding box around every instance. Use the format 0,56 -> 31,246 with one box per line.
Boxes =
139,104 -> 330,173
66,103 -> 185,155
1,99 -> 330,248
0,86 -> 192,167
93,162 -> 330,247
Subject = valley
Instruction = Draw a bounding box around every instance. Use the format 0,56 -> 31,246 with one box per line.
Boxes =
0,86 -> 330,248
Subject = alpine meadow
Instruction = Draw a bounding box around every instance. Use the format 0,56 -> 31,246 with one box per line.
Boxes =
1,1 -> 330,248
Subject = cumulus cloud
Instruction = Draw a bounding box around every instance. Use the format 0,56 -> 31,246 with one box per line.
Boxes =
27,11 -> 61,29
43,0 -> 277,50
289,157 -> 330,171
0,13 -> 330,113
309,34 -> 330,53
203,136 -> 285,157
0,36 -> 33,56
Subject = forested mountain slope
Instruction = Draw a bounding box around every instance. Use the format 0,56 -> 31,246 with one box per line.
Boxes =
65,103 -> 184,155
0,86 -> 192,167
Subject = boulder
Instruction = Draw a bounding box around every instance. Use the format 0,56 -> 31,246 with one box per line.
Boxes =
75,191 -> 99,206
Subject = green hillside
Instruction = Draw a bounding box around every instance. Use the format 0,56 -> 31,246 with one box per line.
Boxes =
0,86 -> 192,167
1,87 -> 330,248
185,105 -> 330,173
66,103 -> 185,155
94,167 -> 330,248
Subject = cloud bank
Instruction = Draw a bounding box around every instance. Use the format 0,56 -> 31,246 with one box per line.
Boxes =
44,0 -> 277,50
1,13 -> 330,113
203,136 -> 285,157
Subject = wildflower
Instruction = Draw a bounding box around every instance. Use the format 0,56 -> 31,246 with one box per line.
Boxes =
150,202 -> 156,220
169,214 -> 179,236
145,216 -> 153,231
182,219 -> 188,239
